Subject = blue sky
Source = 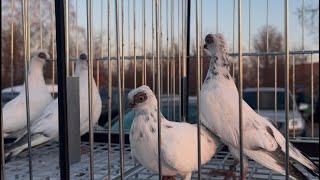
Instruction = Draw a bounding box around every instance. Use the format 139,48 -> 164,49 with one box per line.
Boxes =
73,0 -> 319,55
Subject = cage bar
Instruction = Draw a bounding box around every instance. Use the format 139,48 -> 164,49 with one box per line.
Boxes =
114,0 -> 125,178
107,0 -> 112,179
121,0 -> 125,120
142,0 -> 147,85
0,106 -> 3,180
10,0 -> 14,96
156,0 -> 162,178
166,0 -> 170,119
232,0 -> 236,79
51,1 -> 56,98
171,0 -> 175,122
184,0 -> 191,122
74,0 -> 79,75
86,0 -> 95,178
152,0 -> 156,91
65,0 -> 69,77
200,0 -> 204,85
97,0 -> 104,90
22,0 -> 33,178
284,0 -> 290,178
292,55 -> 296,138
257,56 -> 260,114
177,0 -> 182,122
311,53 -> 314,138
55,0 -> 70,178
216,0 -> 219,33
274,55 -> 278,126
249,0 -> 251,52
238,0 -> 244,179
133,0 -> 137,89
39,1 -> 43,50
195,0 -> 201,179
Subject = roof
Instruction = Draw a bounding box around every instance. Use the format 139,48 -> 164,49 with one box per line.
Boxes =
2,84 -> 58,93
244,87 -> 286,92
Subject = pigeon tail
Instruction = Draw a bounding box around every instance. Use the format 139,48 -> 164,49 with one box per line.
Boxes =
5,132 -> 49,162
289,143 -> 319,177
269,125 -> 319,177
182,173 -> 192,180
247,147 -> 309,180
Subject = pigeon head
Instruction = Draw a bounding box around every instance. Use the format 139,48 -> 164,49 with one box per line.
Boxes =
74,53 -> 89,76
76,53 -> 89,70
80,53 -> 88,61
203,33 -> 230,68
31,50 -> 50,65
128,85 -> 157,109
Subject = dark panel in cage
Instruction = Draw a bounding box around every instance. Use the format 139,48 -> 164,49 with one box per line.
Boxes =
67,77 -> 80,165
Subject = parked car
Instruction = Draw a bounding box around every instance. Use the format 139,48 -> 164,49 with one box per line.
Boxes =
102,96 -> 198,135
1,84 -> 58,107
98,87 -> 132,126
314,96 -> 320,123
1,85 -> 132,127
243,87 -> 306,136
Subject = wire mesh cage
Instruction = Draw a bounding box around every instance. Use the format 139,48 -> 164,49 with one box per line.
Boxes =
1,0 -> 319,179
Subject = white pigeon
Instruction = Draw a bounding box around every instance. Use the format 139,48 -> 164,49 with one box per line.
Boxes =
200,33 -> 319,179
5,53 -> 102,159
3,50 -> 53,139
128,85 -> 221,180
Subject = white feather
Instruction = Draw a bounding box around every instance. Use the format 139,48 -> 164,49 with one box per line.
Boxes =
6,56 -> 102,157
3,51 -> 53,138
200,33 -> 318,179
129,85 -> 220,179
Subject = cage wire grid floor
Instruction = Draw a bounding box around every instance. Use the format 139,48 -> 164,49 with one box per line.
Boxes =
4,141 -> 319,180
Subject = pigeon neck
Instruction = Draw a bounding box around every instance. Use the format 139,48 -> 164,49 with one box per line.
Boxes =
28,60 -> 45,82
135,107 -> 166,126
75,62 -> 88,77
75,67 -> 83,77
29,60 -> 44,73
137,102 -> 157,113
135,103 -> 166,122
205,52 -> 231,81
20,60 -> 46,93
77,64 -> 99,97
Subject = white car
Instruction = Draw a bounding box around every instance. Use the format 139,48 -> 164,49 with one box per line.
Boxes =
243,87 -> 306,136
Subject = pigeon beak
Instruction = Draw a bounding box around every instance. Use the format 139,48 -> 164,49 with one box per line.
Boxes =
203,44 -> 211,57
128,101 -> 135,108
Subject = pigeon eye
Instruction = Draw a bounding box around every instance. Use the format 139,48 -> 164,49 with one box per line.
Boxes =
135,92 -> 147,103
38,52 -> 47,59
80,53 -> 88,60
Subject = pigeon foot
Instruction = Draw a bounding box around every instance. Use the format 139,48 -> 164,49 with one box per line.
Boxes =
161,176 -> 176,180
209,169 -> 236,180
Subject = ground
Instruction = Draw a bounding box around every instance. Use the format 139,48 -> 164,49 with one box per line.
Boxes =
4,141 -> 319,180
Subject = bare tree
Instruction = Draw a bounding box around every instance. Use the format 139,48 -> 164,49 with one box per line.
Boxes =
1,0 -> 86,88
297,3 -> 319,43
244,25 -> 284,88
244,25 -> 317,100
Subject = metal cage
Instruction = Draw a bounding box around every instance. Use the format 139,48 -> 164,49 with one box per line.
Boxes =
1,0 -> 319,179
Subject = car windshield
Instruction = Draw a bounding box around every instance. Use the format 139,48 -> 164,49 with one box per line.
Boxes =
1,92 -> 19,106
100,88 -> 131,108
244,91 -> 293,110
111,102 -> 198,132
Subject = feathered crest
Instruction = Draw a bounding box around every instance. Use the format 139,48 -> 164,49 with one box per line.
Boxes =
212,33 -> 229,64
